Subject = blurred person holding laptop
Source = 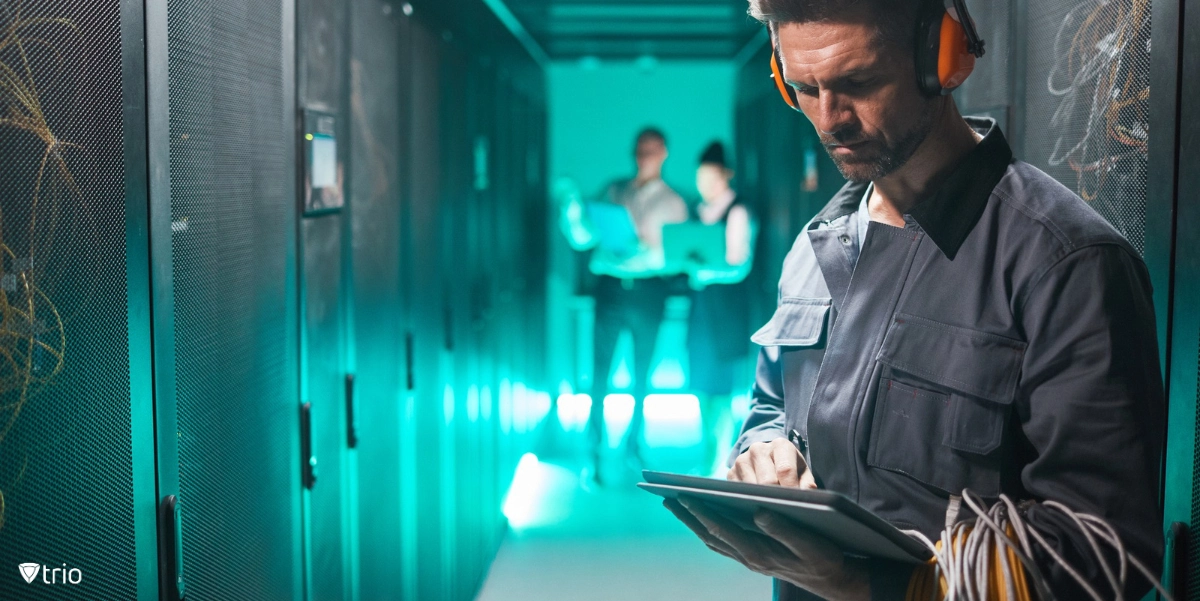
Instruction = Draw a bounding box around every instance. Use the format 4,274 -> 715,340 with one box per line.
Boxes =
557,127 -> 687,485
673,141 -> 758,476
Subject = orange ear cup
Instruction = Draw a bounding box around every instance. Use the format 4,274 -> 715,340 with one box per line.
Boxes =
937,11 -> 975,91
771,50 -> 800,111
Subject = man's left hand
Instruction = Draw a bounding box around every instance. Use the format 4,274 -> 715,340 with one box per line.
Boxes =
665,497 -> 870,601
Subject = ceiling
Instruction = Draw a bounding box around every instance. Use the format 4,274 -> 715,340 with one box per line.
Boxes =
499,0 -> 764,61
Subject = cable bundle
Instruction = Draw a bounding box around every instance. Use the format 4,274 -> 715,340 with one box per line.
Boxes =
903,490 -> 1174,601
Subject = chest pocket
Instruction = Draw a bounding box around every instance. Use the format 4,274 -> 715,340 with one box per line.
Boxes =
752,297 -> 833,444
866,313 -> 1026,497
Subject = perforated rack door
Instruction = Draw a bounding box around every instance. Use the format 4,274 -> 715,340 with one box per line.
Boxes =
0,1 -> 152,599
952,0 -> 1152,256
165,0 -> 300,598
1021,0 -> 1151,255
348,2 -> 409,600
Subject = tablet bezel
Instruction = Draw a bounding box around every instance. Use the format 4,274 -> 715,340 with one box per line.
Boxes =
641,471 -> 932,564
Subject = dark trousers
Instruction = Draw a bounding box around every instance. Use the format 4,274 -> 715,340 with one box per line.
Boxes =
588,275 -> 671,454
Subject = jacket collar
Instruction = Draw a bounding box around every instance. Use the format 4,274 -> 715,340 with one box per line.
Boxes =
810,117 -> 1014,260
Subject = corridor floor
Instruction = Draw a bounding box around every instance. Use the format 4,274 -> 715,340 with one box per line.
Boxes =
476,415 -> 773,601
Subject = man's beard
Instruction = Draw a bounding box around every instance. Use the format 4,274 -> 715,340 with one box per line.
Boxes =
821,113 -> 935,183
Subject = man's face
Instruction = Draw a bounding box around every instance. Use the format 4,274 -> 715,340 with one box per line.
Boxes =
635,138 -> 667,178
775,19 -> 937,182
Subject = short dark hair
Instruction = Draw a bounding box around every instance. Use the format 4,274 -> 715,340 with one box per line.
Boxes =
635,127 -> 667,149
749,0 -> 923,51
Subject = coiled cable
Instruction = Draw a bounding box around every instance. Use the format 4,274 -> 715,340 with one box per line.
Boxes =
902,490 -> 1174,601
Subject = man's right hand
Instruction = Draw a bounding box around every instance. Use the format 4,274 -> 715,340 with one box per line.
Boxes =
728,438 -> 817,489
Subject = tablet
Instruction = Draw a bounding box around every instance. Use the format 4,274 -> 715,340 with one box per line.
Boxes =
585,201 -> 639,255
639,471 -> 932,564
663,222 -> 726,266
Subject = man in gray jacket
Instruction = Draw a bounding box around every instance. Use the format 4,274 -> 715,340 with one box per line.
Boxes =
666,0 -> 1164,599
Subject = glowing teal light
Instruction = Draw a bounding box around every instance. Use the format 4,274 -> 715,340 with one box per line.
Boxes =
513,382 -> 529,434
501,453 -> 577,530
635,54 -> 658,72
602,393 -> 635,447
650,357 -> 687,390
443,385 -> 455,425
467,385 -> 480,422
556,393 -> 591,432
554,393 -> 709,448
502,453 -> 542,529
499,379 -> 513,434
531,391 -> 552,425
610,358 -> 632,390
644,394 -> 702,447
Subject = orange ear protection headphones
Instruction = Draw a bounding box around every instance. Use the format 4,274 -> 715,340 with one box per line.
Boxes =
770,0 -> 986,110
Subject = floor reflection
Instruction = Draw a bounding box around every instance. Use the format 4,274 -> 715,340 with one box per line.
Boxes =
477,411 -> 771,601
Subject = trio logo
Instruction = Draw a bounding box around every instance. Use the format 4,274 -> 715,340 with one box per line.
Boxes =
17,562 -> 82,585
18,563 -> 38,584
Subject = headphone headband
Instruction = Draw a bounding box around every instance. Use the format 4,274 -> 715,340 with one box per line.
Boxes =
768,0 -> 987,108
949,0 -> 985,58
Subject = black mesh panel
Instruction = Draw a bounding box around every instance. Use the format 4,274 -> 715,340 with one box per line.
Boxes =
298,0 -> 345,110
1022,0 -> 1151,254
0,1 -> 135,598
349,2 -> 406,599
302,213 -> 346,601
167,0 -> 297,598
1191,332 -> 1200,598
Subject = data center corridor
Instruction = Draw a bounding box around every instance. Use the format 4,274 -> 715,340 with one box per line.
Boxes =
2,0 -> 1200,600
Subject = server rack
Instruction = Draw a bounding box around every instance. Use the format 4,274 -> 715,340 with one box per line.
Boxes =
153,0 -> 305,597
1,0 -> 549,599
0,0 -> 158,598
296,0 -> 354,600
347,2 -> 409,600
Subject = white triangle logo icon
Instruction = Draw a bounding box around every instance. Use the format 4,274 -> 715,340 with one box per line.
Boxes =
19,563 -> 40,584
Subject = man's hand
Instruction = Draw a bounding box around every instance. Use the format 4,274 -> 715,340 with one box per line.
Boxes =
728,438 -> 817,488
664,498 -> 869,601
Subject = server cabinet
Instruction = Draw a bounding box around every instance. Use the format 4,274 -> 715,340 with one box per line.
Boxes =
149,0 -> 303,598
1160,0 -> 1196,594
0,1 -> 158,598
440,43 -> 480,600
348,2 -> 410,600
297,0 -> 354,599
299,211 -> 351,601
407,20 -> 454,601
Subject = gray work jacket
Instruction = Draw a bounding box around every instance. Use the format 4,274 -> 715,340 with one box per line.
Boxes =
734,118 -> 1164,600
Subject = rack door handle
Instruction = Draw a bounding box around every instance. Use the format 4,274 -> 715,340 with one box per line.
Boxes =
159,495 -> 186,601
300,403 -> 316,489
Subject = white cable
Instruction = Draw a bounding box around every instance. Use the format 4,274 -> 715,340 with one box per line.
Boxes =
902,490 -> 1175,601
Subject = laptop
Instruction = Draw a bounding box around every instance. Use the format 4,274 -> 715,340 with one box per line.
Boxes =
663,222 -> 726,266
585,201 -> 639,256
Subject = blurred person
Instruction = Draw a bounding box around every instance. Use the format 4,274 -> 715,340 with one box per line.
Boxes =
684,141 -> 756,476
558,127 -> 687,486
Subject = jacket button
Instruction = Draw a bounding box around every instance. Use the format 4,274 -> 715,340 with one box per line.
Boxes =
839,235 -> 851,245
